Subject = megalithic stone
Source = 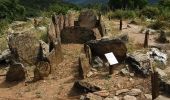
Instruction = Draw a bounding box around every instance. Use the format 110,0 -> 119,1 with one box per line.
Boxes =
144,30 -> 149,48
151,71 -> 159,100
64,15 -> 69,28
59,14 -> 64,31
68,13 -> 74,27
119,18 -> 122,30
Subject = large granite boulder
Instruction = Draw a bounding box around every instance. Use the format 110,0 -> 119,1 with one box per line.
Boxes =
8,32 -> 40,65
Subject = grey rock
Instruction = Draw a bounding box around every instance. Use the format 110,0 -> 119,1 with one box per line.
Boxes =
144,94 -> 152,100
116,89 -> 129,96
127,89 -> 142,96
123,95 -> 137,100
85,93 -> 103,100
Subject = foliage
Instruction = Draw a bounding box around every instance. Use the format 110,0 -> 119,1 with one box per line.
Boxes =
140,6 -> 160,19
0,0 -> 25,21
159,0 -> 170,9
107,9 -> 136,19
148,20 -> 167,30
108,0 -> 148,9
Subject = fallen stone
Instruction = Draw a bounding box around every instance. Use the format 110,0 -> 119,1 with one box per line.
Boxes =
121,68 -> 130,76
92,56 -> 104,68
104,96 -> 119,100
123,95 -> 137,100
126,51 -> 150,77
6,62 -> 26,82
93,90 -> 109,97
87,71 -> 93,78
147,48 -> 167,66
144,94 -> 152,100
74,80 -> 102,93
127,89 -> 142,96
85,93 -> 103,100
116,89 -> 129,96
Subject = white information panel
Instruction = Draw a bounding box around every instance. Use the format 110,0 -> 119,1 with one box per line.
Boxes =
105,52 -> 118,65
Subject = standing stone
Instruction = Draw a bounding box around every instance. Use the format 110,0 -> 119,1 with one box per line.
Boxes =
6,63 -> 26,82
59,14 -> 64,31
86,38 -> 127,63
120,18 -> 123,30
78,9 -> 97,29
157,30 -> 169,43
34,60 -> 51,81
79,53 -> 91,79
52,15 -> 61,38
8,32 -> 40,65
64,15 -> 69,28
47,22 -> 57,43
144,30 -> 149,48
68,13 -> 74,27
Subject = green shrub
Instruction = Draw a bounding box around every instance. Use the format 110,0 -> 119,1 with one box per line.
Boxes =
0,20 -> 8,35
140,6 -> 160,19
108,10 -> 136,19
148,20 -> 167,30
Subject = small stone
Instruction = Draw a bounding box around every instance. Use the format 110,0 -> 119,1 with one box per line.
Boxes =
104,96 -> 119,100
127,89 -> 142,96
121,68 -> 129,76
130,73 -> 134,77
144,94 -> 152,100
116,89 -> 129,96
80,95 -> 85,100
87,71 -> 93,77
123,95 -> 137,100
93,90 -> 109,97
129,78 -> 133,81
86,93 -> 103,100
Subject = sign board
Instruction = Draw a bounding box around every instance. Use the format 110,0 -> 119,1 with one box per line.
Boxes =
104,52 -> 118,65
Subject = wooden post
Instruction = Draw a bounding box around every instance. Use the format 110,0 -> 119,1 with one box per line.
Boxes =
144,30 -> 149,48
109,65 -> 113,75
119,18 -> 122,30
151,71 -> 159,100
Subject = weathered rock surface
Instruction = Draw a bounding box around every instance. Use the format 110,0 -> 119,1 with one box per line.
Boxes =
8,32 -> 40,65
61,26 -> 96,43
6,63 -> 26,82
74,80 -> 102,93
85,93 -> 103,100
78,9 -> 97,29
123,95 -> 137,100
0,49 -> 11,63
126,51 -> 150,77
34,60 -> 51,81
86,38 -> 127,63
116,89 -> 129,96
79,53 -> 91,79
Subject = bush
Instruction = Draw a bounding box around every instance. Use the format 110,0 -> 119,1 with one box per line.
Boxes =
148,20 -> 167,30
140,6 -> 160,19
108,10 -> 136,19
0,20 -> 8,35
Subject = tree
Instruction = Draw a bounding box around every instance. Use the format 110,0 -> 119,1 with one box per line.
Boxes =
108,0 -> 148,10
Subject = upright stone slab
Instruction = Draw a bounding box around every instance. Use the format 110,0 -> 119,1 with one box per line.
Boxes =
79,53 -> 91,79
6,63 -> 26,82
85,38 -> 127,63
47,39 -> 63,74
47,22 -> 57,43
8,32 -> 40,65
78,9 -> 97,29
61,26 -> 96,43
59,14 -> 64,31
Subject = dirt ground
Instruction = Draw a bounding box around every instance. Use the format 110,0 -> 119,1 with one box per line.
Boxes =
0,18 -> 169,100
